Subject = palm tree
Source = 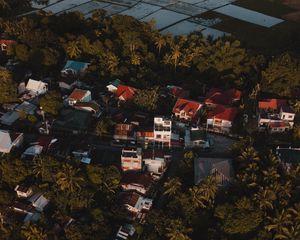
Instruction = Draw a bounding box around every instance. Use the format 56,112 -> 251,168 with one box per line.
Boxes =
266,209 -> 292,238
237,147 -> 260,169
66,40 -> 81,59
155,35 -> 166,55
105,52 -> 119,74
170,44 -> 181,71
131,53 -> 141,66
163,178 -> 182,197
262,167 -> 280,185
254,187 -> 276,212
21,224 -> 47,240
189,176 -> 217,209
55,164 -> 84,193
165,219 -> 192,240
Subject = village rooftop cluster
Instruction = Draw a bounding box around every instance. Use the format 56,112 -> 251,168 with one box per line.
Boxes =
0,39 -> 300,240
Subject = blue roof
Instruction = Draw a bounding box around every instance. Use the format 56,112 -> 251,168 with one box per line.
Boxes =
111,79 -> 121,87
62,60 -> 89,72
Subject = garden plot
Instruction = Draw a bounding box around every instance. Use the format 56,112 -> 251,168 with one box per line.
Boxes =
43,0 -> 89,14
196,0 -> 236,10
166,2 -> 207,16
179,0 -> 207,5
66,1 -> 110,15
201,26 -> 229,39
120,3 -> 161,19
190,17 -> 222,27
214,4 -> 284,27
102,0 -> 139,7
161,20 -> 205,35
142,9 -> 189,29
102,4 -> 129,16
31,0 -> 60,9
142,0 -> 177,7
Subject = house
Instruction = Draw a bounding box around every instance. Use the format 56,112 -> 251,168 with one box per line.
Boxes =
121,148 -> 143,171
0,130 -> 24,153
166,85 -> 189,98
15,101 -> 37,115
121,172 -> 154,195
119,191 -> 153,214
22,137 -> 58,158
153,117 -> 172,148
67,88 -> 92,106
14,184 -> 33,198
25,79 -> 48,96
130,112 -> 149,127
258,99 -> 287,111
61,60 -> 89,76
136,127 -> 154,147
143,150 -> 170,176
28,193 -> 49,212
205,88 -> 241,106
0,110 -> 20,126
194,157 -> 234,186
207,105 -> 238,132
0,40 -> 16,52
185,127 -> 210,149
115,224 -> 135,240
257,99 -> 295,132
116,85 -> 137,101
172,98 -> 203,122
276,147 -> 300,170
73,101 -> 102,117
107,79 -> 122,93
114,124 -> 136,141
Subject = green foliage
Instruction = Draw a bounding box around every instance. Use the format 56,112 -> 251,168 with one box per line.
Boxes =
215,198 -> 263,235
0,69 -> 17,104
133,86 -> 160,112
21,224 -> 47,240
55,163 -> 84,193
261,53 -> 300,96
95,118 -> 114,137
39,91 -> 63,116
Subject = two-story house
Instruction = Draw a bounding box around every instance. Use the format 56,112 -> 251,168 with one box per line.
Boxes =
153,117 -> 172,148
258,99 -> 295,133
172,98 -> 203,122
121,148 -> 143,171
206,105 -> 238,133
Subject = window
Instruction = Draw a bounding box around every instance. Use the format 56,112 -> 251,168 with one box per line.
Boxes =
156,135 -> 161,139
282,115 -> 286,119
289,115 -> 293,119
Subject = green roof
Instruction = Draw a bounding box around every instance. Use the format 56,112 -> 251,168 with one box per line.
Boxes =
190,130 -> 207,141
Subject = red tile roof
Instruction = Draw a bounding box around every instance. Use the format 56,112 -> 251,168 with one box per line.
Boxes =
269,121 -> 290,128
172,98 -> 202,119
0,40 -> 16,45
258,99 -> 287,110
207,105 -> 238,122
136,130 -> 154,138
121,172 -> 153,188
68,88 -> 89,101
205,88 -> 241,105
167,85 -> 189,98
116,85 -> 137,101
